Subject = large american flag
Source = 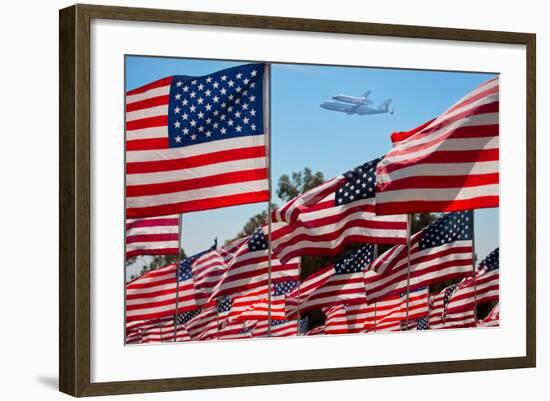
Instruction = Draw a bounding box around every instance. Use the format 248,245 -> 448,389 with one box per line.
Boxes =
269,159 -> 407,264
125,64 -> 269,218
209,228 -> 299,300
125,215 -> 180,258
446,248 -> 499,314
125,262 -> 196,322
375,77 -> 499,215
288,245 -> 374,315
365,211 -> 474,302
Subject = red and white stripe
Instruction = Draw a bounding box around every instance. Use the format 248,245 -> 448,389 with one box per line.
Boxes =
183,306 -> 218,340
365,231 -> 473,302
428,292 -> 476,329
361,289 -> 429,332
306,325 -> 326,336
288,264 -> 366,315
126,215 -> 180,258
130,316 -> 191,343
324,305 -> 349,334
227,286 -> 286,322
270,186 -> 407,264
209,235 -> 299,300
251,320 -> 299,337
191,249 -> 228,307
125,77 -> 269,218
446,268 -> 499,314
125,263 -> 197,322
375,77 -> 499,215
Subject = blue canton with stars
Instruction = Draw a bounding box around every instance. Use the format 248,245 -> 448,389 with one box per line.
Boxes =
167,64 -> 264,147
418,211 -> 473,250
335,157 -> 382,206
442,283 -> 459,319
177,244 -> 216,282
176,309 -> 200,326
248,227 -> 268,252
416,316 -> 429,330
217,297 -> 233,314
334,244 -> 375,275
479,248 -> 499,271
273,280 -> 298,296
299,317 -> 309,335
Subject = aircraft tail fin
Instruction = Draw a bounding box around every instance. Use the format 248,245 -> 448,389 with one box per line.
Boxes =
378,98 -> 392,111
362,90 -> 371,98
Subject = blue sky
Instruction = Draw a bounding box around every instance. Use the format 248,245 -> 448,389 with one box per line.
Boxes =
125,56 -> 499,279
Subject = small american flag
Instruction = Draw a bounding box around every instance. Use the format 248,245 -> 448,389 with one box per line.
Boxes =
445,248 -> 499,314
209,227 -> 299,300
375,77 -> 499,215
428,291 -> 477,329
126,64 -> 269,218
125,262 -> 196,322
125,215 -> 180,258
269,159 -> 407,264
365,211 -> 474,302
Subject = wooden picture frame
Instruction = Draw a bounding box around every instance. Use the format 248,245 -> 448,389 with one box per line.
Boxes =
59,3 -> 536,397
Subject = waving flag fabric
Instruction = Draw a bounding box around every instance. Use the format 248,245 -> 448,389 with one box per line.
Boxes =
364,288 -> 430,332
125,262 -> 196,322
270,159 -> 407,264
428,290 -> 476,329
365,211 -> 474,302
125,215 -> 180,258
126,64 -> 269,218
375,77 -> 499,215
290,245 -> 374,314
210,228 -> 299,300
446,248 -> 499,314
324,305 -> 349,334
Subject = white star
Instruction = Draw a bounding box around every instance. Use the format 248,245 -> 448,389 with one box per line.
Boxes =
190,91 -> 196,98
228,119 -> 234,126
191,80 -> 197,85
251,70 -> 257,77
182,128 -> 189,135
197,97 -> 204,104
228,80 -> 235,87
198,126 -> 204,132
236,73 -> 243,79
183,86 -> 189,92
206,118 -> 212,124
191,134 -> 197,140
190,120 -> 197,127
220,88 -> 227,95
242,103 -> 249,110
174,121 -> 181,128
250,123 -> 256,130
174,106 -> 181,113
205,104 -> 212,111
221,128 -> 227,134
235,111 -> 241,118
206,77 -> 212,83
243,117 -> 249,124
213,82 -> 219,89
236,86 -> 242,93
249,95 -> 256,102
198,112 -> 204,119
182,113 -> 189,120
176,81 -> 182,87
205,89 -> 212,97
182,99 -> 189,106
175,93 -> 181,100
221,75 -> 227,81
243,78 -> 250,85
205,131 -> 212,137
198,84 -> 204,91
213,96 -> 220,103
175,135 -> 182,143
250,109 -> 256,116
236,125 -> 242,132
189,105 -> 196,113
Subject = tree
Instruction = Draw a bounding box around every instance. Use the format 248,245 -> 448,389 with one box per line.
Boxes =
276,167 -> 325,203
229,168 -> 326,242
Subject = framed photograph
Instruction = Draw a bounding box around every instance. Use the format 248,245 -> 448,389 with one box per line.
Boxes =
59,4 -> 536,397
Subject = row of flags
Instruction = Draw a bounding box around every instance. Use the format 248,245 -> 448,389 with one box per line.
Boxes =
124,63 -> 500,344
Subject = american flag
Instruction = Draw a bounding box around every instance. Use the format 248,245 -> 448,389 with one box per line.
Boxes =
125,262 -> 196,322
126,64 -> 269,218
375,77 -> 499,215
226,286 -> 286,323
288,245 -> 374,315
478,303 -> 499,327
209,227 -> 299,300
269,159 -> 407,264
186,244 -> 227,307
125,215 -> 180,258
428,290 -> 477,329
324,304 -> 349,334
251,319 -> 299,337
364,288 -> 430,332
182,306 -> 218,340
445,248 -> 499,314
365,211 -> 474,302
129,316 -> 191,344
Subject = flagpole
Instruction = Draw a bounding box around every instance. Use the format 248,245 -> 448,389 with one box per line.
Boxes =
472,210 -> 478,323
264,62 -> 273,337
173,214 -> 183,342
297,259 -> 302,336
404,213 -> 413,330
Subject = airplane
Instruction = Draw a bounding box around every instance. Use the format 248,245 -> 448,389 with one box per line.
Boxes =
331,90 -> 373,105
320,97 -> 393,116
